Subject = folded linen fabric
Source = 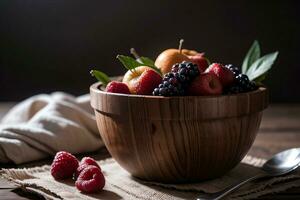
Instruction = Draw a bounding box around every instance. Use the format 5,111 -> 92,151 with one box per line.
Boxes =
0,92 -> 103,164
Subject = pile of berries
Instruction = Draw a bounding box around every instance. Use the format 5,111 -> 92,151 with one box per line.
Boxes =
91,46 -> 260,96
101,60 -> 258,96
51,151 -> 105,193
153,62 -> 200,96
151,61 -> 257,97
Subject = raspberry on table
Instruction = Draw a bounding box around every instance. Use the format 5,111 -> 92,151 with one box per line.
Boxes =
75,157 -> 101,179
153,61 -> 200,96
80,157 -> 101,169
75,166 -> 105,193
51,151 -> 79,180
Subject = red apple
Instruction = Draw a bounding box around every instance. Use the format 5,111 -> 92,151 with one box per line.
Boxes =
205,63 -> 235,87
188,53 -> 209,72
188,73 -> 223,95
122,66 -> 162,95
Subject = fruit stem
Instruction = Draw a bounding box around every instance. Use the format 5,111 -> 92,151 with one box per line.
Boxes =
178,39 -> 184,54
130,48 -> 140,59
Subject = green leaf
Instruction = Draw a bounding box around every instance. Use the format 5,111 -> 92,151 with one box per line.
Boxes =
138,57 -> 155,66
242,40 -> 261,74
90,70 -> 111,86
246,51 -> 278,81
253,73 -> 267,84
116,55 -> 141,70
117,55 -> 162,76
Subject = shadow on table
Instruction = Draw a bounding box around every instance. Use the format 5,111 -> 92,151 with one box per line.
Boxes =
131,176 -> 198,199
81,189 -> 122,200
56,179 -> 122,200
13,187 -> 46,200
13,187 -> 122,200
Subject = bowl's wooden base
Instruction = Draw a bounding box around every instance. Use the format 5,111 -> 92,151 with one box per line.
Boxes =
95,111 -> 262,183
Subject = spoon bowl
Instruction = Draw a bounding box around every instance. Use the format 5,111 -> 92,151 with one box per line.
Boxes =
197,148 -> 300,200
262,148 -> 300,176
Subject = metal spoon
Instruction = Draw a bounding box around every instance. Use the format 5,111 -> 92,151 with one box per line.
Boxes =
196,148 -> 300,200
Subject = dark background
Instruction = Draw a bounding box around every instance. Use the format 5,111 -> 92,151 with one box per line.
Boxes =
0,0 -> 299,102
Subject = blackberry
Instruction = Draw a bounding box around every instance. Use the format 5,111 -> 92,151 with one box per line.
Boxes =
225,74 -> 257,94
171,63 -> 180,73
226,64 -> 241,76
226,85 -> 244,94
246,81 -> 258,91
153,62 -> 200,96
236,74 -> 250,88
152,77 -> 184,96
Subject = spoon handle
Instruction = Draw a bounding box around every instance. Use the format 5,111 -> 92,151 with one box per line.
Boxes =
196,173 -> 266,200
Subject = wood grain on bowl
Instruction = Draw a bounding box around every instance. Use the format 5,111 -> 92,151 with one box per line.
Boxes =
90,83 -> 268,183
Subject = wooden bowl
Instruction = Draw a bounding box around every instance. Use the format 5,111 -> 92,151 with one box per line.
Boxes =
90,82 -> 268,183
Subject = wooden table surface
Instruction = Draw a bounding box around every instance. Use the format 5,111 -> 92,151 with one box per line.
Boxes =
0,103 -> 300,199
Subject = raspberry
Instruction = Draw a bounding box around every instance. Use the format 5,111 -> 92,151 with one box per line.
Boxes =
80,157 -> 101,169
75,157 -> 101,179
105,81 -> 130,94
153,61 -> 199,96
51,151 -> 79,180
75,166 -> 105,193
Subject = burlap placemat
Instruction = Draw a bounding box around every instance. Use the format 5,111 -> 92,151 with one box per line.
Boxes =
1,155 -> 300,200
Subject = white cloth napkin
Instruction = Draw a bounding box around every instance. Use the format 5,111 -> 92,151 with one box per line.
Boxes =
0,92 -> 103,164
